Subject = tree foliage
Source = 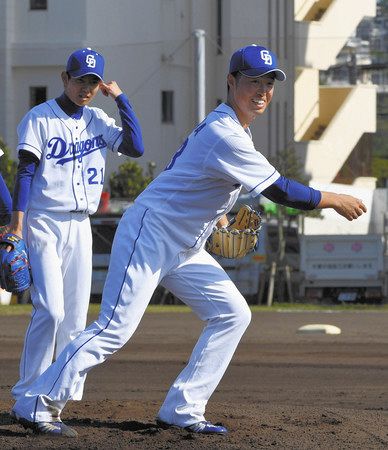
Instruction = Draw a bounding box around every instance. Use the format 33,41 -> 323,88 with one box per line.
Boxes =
372,156 -> 388,187
0,136 -> 17,192
378,0 -> 388,13
109,160 -> 155,200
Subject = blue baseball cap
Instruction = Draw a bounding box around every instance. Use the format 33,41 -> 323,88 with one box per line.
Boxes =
66,48 -> 105,80
229,44 -> 286,81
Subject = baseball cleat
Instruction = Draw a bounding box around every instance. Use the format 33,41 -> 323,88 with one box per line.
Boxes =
185,421 -> 228,435
157,418 -> 228,435
11,410 -> 78,437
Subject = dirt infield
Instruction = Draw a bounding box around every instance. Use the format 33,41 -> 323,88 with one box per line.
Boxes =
0,309 -> 387,449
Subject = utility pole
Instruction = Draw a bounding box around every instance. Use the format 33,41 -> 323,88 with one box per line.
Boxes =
193,29 -> 206,124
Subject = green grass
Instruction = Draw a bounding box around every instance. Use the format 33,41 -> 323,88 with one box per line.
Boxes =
255,302 -> 388,311
1,301 -> 387,316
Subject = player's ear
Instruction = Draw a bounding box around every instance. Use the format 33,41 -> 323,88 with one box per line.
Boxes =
61,71 -> 70,87
227,73 -> 236,91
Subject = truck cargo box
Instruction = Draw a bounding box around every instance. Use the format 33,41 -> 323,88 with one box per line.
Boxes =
299,234 -> 387,302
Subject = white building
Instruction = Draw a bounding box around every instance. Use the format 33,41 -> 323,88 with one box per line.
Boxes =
0,0 -> 376,187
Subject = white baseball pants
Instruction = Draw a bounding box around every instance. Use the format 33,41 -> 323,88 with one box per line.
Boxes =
12,211 -> 92,402
13,205 -> 251,427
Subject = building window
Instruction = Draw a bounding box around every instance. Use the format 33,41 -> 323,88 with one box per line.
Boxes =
216,0 -> 223,54
30,86 -> 47,108
30,0 -> 47,10
162,90 -> 174,123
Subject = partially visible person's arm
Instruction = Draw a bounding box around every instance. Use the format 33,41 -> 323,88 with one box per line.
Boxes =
0,173 -> 12,226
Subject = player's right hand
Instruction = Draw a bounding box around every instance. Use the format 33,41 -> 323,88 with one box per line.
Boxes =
319,192 -> 367,221
333,194 -> 367,221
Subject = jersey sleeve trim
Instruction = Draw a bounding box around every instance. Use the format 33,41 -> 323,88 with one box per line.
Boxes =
111,131 -> 123,152
16,142 -> 42,159
249,169 -> 280,196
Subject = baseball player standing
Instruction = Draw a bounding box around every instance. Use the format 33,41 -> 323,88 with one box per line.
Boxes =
12,44 -> 366,437
9,48 -> 144,407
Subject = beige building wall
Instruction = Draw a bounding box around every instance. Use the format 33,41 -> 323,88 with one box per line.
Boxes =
0,0 -> 377,189
0,0 -> 293,180
294,0 -> 377,184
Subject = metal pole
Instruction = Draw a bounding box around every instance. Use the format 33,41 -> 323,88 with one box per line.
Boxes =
193,29 -> 206,123
285,265 -> 294,302
267,261 -> 277,306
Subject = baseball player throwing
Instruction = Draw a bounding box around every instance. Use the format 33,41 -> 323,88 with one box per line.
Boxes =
11,44 -> 366,437
9,48 -> 144,407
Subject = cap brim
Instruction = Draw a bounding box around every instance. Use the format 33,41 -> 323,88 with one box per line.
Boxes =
240,68 -> 286,81
69,70 -> 103,80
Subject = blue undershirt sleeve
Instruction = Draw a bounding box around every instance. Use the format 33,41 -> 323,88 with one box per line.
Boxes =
0,173 -> 12,225
261,176 -> 322,210
12,150 -> 39,212
115,93 -> 144,158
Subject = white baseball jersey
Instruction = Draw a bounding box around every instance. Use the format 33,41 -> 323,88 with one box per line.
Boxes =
17,100 -> 123,214
136,102 -> 280,250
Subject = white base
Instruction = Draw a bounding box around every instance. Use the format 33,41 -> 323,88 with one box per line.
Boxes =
297,324 -> 341,335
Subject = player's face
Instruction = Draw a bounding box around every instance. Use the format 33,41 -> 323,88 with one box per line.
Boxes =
62,74 -> 101,106
227,73 -> 275,127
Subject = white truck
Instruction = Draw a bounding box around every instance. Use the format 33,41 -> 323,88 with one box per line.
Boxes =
299,234 -> 387,302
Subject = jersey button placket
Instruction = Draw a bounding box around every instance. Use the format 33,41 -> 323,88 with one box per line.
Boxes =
73,136 -> 86,210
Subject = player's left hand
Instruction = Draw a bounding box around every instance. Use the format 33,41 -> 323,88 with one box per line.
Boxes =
99,81 -> 123,99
